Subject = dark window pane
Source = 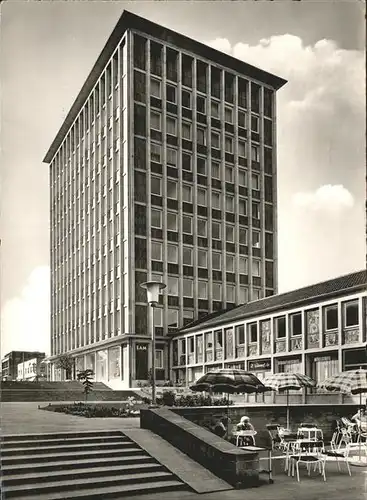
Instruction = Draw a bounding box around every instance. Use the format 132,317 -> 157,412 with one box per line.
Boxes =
134,237 -> 147,268
211,67 -> 221,99
264,88 -> 273,118
166,48 -> 178,82
265,232 -> 273,259
134,35 -> 146,70
265,205 -> 273,231
264,175 -> 273,202
134,71 -> 146,102
251,83 -> 260,113
264,119 -> 273,146
134,171 -> 146,203
225,72 -> 234,103
265,261 -> 274,288
134,104 -> 146,136
150,41 -> 162,76
197,61 -> 207,93
135,305 -> 147,335
134,136 -> 146,170
238,78 -> 248,108
182,54 -> 193,87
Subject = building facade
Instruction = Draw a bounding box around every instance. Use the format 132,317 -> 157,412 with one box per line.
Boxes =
17,357 -> 47,381
43,11 -> 286,387
170,270 -> 367,387
1,351 -> 46,381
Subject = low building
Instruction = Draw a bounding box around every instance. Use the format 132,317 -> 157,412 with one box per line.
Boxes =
17,357 -> 47,381
170,269 -> 367,386
1,351 -> 46,381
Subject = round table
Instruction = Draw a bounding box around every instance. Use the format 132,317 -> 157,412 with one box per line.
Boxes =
232,430 -> 257,447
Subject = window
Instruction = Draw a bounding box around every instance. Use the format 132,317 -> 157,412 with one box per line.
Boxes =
197,127 -> 206,145
239,169 -> 247,186
238,140 -> 247,158
225,107 -> 233,123
211,131 -> 220,149
182,184 -> 192,202
183,310 -> 194,326
252,173 -> 260,190
167,116 -> 177,135
198,281 -> 208,299
151,111 -> 161,131
167,309 -> 178,329
215,330 -> 223,348
183,247 -> 192,265
198,249 -> 207,267
197,95 -> 206,114
167,147 -> 177,166
168,277 -> 179,295
212,252 -> 221,270
167,180 -> 177,199
212,192 -> 221,209
252,202 -> 260,219
226,284 -> 235,302
325,305 -> 338,330
249,323 -> 257,343
225,136 -> 233,153
226,225 -> 234,242
291,313 -> 302,336
182,153 -> 192,171
151,79 -> 161,98
239,256 -> 248,274
166,84 -> 176,103
252,231 -> 260,248
167,244 -> 178,263
182,90 -> 191,108
239,287 -> 248,303
211,101 -> 220,118
236,325 -> 245,344
151,241 -> 162,260
167,212 -> 178,231
345,300 -> 359,327
238,110 -> 247,128
253,289 -> 261,301
212,222 -> 221,239
252,145 -> 260,162
197,188 -> 207,206
212,161 -> 220,179
151,209 -> 162,228
183,279 -> 193,297
151,143 -> 161,163
225,165 -> 234,183
183,216 -> 192,234
226,254 -> 235,272
251,115 -> 259,132
239,199 -> 247,215
182,122 -> 191,140
252,260 -> 261,277
197,157 -> 206,175
151,176 -> 161,195
197,219 -> 207,237
225,195 -> 234,212
213,283 -> 222,301
275,316 -> 286,338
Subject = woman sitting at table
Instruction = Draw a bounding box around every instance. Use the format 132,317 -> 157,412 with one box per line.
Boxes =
352,408 -> 367,433
236,416 -> 256,446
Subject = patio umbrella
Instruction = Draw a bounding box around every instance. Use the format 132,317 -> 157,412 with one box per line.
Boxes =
262,373 -> 316,429
190,368 -> 269,435
317,368 -> 367,465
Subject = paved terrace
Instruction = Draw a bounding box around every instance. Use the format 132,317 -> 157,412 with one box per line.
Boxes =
1,402 -> 366,500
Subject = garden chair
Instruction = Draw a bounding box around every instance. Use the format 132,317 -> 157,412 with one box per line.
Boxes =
266,424 -> 282,451
322,435 -> 352,476
289,440 -> 326,482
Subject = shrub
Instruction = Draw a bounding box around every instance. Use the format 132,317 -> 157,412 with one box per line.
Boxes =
162,390 -> 176,406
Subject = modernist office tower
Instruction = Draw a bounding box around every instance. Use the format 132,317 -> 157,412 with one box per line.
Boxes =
44,11 -> 286,387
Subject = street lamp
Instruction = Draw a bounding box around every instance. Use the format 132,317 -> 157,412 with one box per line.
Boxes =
140,281 -> 166,406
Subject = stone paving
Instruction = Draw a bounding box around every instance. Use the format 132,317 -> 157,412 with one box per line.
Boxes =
1,402 -> 366,500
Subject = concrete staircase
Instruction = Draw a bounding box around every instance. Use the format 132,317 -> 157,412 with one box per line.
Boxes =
1,430 -> 189,499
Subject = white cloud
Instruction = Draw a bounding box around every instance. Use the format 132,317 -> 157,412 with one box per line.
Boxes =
293,184 -> 354,211
1,266 -> 50,356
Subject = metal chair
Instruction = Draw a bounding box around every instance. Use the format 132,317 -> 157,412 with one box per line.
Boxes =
322,435 -> 351,476
289,440 -> 326,482
266,424 -> 282,451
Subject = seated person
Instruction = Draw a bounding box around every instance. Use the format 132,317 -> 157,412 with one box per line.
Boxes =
212,416 -> 231,439
352,408 -> 367,432
236,416 -> 256,446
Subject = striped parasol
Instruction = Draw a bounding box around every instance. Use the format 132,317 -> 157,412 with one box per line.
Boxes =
262,373 -> 316,429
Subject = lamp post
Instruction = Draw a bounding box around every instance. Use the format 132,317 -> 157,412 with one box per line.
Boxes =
140,281 -> 166,406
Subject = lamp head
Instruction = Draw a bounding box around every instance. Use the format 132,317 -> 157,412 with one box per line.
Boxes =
140,281 -> 166,306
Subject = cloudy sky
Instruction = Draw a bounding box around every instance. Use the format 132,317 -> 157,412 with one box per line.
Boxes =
1,1 -> 365,357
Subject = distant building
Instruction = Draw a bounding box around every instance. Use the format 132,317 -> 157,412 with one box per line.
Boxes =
1,351 -> 46,381
170,269 -> 367,386
43,10 -> 286,388
17,357 -> 47,381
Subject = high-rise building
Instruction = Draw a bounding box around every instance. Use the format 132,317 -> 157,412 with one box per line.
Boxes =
43,11 -> 286,388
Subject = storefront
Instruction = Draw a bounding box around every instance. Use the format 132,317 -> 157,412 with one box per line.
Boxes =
343,347 -> 367,371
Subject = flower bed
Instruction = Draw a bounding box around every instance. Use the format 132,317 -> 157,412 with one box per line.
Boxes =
156,391 -> 233,407
41,398 -> 142,418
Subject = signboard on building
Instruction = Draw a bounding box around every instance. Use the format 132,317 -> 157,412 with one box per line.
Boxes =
248,359 -> 271,371
135,343 -> 148,380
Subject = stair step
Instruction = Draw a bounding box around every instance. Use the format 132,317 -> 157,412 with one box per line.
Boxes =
9,479 -> 187,500
1,454 -> 153,475
1,447 -> 143,465
3,462 -> 165,486
2,440 -> 132,456
3,471 -> 175,497
2,430 -> 122,441
2,435 -> 129,448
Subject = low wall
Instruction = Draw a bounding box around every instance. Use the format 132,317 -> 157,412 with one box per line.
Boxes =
173,403 -> 359,444
140,407 -> 260,487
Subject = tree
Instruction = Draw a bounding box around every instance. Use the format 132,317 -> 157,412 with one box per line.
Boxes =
55,354 -> 75,380
77,369 -> 94,401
